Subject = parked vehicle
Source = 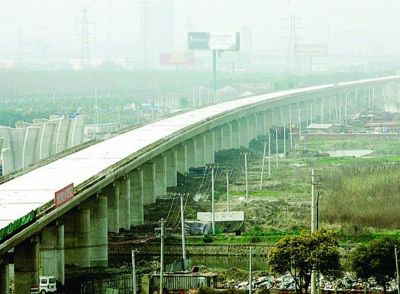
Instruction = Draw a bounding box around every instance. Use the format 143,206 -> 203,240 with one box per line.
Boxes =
38,276 -> 57,293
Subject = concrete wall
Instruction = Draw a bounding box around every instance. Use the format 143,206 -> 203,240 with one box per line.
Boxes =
0,115 -> 86,175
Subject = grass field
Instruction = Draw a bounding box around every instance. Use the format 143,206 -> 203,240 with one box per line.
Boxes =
206,136 -> 400,243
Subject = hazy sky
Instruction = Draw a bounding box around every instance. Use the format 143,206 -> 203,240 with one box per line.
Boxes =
0,0 -> 399,59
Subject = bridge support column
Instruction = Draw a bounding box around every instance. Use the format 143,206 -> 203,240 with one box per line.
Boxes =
248,114 -> 257,141
155,155 -> 167,198
14,236 -> 40,294
90,195 -> 108,267
239,118 -> 249,148
256,112 -> 266,137
0,263 -> 9,294
204,131 -> 215,164
108,184 -> 120,233
186,140 -> 196,169
176,144 -> 188,174
222,124 -> 232,149
288,104 -> 293,149
119,178 -> 131,230
64,208 -> 90,267
213,128 -> 223,152
166,150 -> 178,187
231,120 -> 240,149
143,162 -> 156,204
320,98 -> 325,123
297,102 -> 303,139
130,169 -> 144,226
40,224 -> 65,285
194,136 -> 205,167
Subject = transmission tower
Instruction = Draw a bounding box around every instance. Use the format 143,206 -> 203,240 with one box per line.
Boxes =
286,15 -> 298,71
79,7 -> 91,68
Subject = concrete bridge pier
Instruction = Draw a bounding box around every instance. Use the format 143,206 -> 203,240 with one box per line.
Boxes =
308,100 -> 315,124
119,177 -> 131,230
238,117 -> 249,148
248,114 -> 257,141
14,236 -> 40,294
222,123 -> 232,150
0,263 -> 9,294
130,169 -> 144,226
288,104 -> 294,149
296,102 -> 303,138
108,183 -> 119,233
231,120 -> 240,149
213,127 -> 223,152
143,162 -> 156,204
176,144 -> 188,174
186,139 -> 197,169
64,208 -> 90,267
166,150 -> 178,187
154,155 -> 167,198
256,112 -> 266,137
319,98 -> 325,123
194,135 -> 206,167
204,131 -> 215,164
90,195 -> 108,267
40,224 -> 65,285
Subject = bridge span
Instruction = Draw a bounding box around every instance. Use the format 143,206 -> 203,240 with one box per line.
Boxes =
1,75 -> 400,293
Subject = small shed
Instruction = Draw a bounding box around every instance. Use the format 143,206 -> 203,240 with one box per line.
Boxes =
306,123 -> 344,134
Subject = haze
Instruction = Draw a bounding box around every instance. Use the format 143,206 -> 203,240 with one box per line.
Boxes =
1,0 -> 399,61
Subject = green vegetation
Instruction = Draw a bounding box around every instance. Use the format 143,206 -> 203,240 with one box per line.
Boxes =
351,236 -> 400,293
321,164 -> 400,229
268,230 -> 342,294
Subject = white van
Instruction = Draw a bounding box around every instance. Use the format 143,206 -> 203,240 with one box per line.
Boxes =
38,276 -> 57,293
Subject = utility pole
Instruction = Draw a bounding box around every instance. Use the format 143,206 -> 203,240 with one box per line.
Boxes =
283,123 -> 286,157
179,193 -> 187,261
131,249 -> 138,294
395,245 -> 400,294
248,246 -> 253,294
275,128 -> 279,169
226,170 -> 230,211
311,169 -> 317,294
311,169 -> 317,232
94,89 -> 99,125
156,218 -> 166,294
207,164 -> 218,235
260,140 -> 267,189
243,152 -> 249,199
268,133 -> 272,179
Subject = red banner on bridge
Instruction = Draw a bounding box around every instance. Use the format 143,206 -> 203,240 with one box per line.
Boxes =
54,183 -> 74,208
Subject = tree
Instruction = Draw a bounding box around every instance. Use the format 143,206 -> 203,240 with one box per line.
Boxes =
350,236 -> 400,294
268,230 -> 342,294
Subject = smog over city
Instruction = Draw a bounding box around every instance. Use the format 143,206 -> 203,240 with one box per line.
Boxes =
1,1 -> 400,294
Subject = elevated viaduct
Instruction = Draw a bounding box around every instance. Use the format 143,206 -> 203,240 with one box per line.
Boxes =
1,76 -> 399,293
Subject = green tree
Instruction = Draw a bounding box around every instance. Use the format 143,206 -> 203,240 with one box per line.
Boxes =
268,230 -> 341,294
351,236 -> 400,294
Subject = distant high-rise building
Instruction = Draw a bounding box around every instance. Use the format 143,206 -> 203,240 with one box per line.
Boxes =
138,0 -> 175,69
241,26 -> 253,54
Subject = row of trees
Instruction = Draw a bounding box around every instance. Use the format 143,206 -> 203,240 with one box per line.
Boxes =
268,230 -> 400,294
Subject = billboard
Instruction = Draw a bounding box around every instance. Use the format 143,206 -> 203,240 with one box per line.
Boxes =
188,32 -> 240,51
160,52 -> 195,65
54,183 -> 74,208
197,211 -> 244,222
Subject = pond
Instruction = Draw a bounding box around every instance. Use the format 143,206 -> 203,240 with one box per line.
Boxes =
324,150 -> 373,157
